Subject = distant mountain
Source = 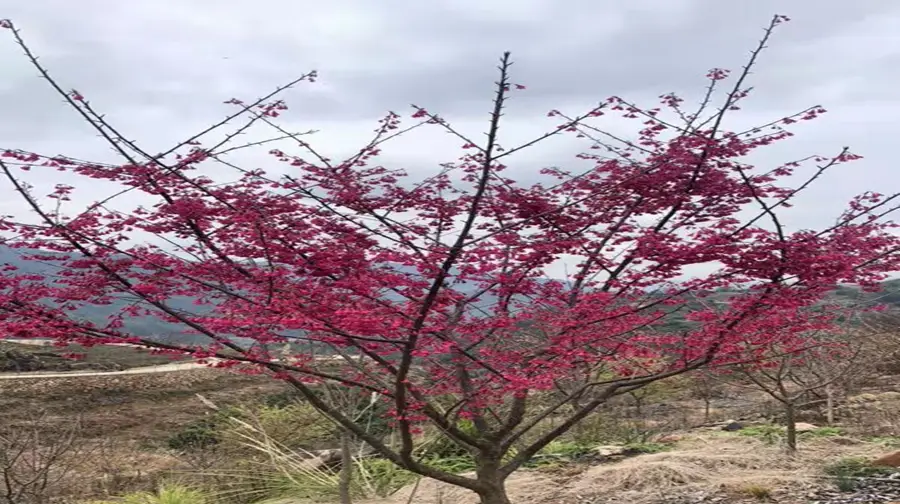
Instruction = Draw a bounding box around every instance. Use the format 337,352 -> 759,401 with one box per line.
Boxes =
0,246 -> 214,345
0,246 -> 897,346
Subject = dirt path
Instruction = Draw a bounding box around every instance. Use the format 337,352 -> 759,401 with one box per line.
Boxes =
0,340 -> 345,380
0,360 -> 213,379
6,338 -> 138,348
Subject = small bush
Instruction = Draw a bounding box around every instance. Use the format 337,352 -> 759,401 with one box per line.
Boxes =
802,427 -> 844,438
624,441 -> 671,454
422,455 -> 477,474
167,417 -> 220,451
867,435 -> 900,447
568,414 -> 662,446
248,403 -> 336,449
261,390 -> 301,409
737,425 -> 783,445
738,483 -> 773,500
541,440 -> 594,458
823,457 -> 891,479
355,458 -> 419,497
167,406 -> 245,451
834,476 -> 857,493
823,457 -> 894,492
416,420 -> 479,459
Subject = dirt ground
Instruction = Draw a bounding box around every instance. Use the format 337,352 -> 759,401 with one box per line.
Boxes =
4,361 -> 900,504
0,366 -> 287,443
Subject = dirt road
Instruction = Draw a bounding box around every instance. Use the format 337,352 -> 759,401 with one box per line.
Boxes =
0,360 -> 216,379
0,339 -> 345,380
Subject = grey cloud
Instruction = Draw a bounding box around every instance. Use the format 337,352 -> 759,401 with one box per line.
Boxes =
1,0 -> 899,238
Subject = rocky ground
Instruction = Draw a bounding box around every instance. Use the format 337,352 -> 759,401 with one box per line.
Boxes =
807,473 -> 900,504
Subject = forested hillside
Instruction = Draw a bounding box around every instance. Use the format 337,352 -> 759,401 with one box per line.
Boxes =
1,246 -> 897,343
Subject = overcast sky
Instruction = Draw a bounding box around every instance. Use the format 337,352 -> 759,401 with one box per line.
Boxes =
2,0 -> 899,278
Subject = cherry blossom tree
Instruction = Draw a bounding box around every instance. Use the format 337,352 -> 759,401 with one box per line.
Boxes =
1,15 -> 899,504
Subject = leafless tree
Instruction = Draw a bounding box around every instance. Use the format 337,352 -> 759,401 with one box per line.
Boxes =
0,412 -> 85,504
732,330 -> 871,452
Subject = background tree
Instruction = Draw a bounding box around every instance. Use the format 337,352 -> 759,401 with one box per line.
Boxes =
0,412 -> 86,504
686,370 -> 726,425
731,324 -> 871,452
2,15 -> 900,504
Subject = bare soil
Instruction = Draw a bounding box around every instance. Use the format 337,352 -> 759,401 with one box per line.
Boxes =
0,365 -> 287,443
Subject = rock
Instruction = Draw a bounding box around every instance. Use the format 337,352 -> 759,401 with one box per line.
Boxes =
873,450 -> 900,468
657,434 -> 683,444
721,421 -> 744,432
851,393 -> 879,403
310,448 -> 343,469
592,445 -> 627,457
795,422 -> 819,432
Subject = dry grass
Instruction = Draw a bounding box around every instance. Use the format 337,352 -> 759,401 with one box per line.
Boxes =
567,436 -> 800,501
360,433 -> 895,504
565,434 -> 894,503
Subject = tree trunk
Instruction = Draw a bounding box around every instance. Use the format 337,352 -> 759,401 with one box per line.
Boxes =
703,397 -> 711,424
477,483 -> 512,504
475,456 -> 511,504
633,394 -> 644,417
338,430 -> 353,504
825,384 -> 835,426
784,402 -> 797,453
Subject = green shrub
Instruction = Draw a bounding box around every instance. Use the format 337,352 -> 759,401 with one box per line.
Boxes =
422,455 -> 477,474
802,427 -> 844,438
824,457 -> 892,478
568,414 -> 660,446
354,458 -> 419,497
522,440 -> 595,468
866,435 -> 900,447
261,390 -> 301,409
167,417 -> 220,451
416,419 -> 479,459
247,403 -> 336,449
624,441 -> 671,454
167,405 -> 247,451
119,484 -> 208,504
541,440 -> 593,458
737,425 -> 783,445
